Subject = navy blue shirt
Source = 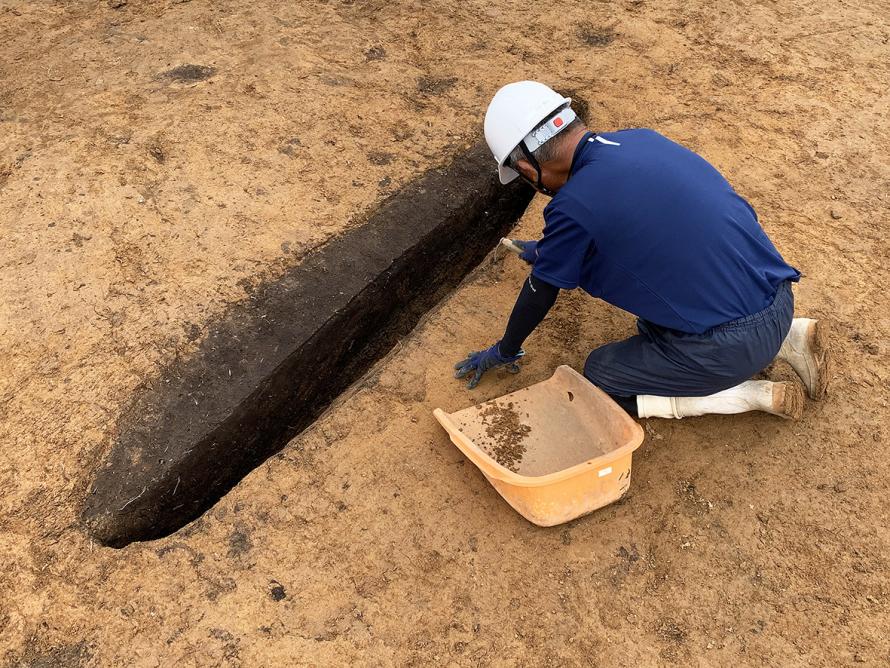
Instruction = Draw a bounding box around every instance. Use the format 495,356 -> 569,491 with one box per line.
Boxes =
532,129 -> 800,334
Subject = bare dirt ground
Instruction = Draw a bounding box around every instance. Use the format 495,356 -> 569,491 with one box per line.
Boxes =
2,0 -> 889,665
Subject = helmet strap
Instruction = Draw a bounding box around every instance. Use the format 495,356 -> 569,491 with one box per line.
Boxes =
518,141 -> 556,197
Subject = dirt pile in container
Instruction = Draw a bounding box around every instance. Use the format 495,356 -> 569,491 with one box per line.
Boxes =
477,402 -> 532,471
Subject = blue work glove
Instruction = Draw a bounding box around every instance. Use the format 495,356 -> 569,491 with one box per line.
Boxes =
453,342 -> 525,389
512,239 -> 539,264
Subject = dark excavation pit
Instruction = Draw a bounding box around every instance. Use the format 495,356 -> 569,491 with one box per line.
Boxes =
416,76 -> 458,96
162,64 -> 216,82
81,141 -> 534,547
577,24 -> 616,47
364,45 -> 386,61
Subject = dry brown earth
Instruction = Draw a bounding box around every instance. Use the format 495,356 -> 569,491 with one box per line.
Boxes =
1,0 -> 889,665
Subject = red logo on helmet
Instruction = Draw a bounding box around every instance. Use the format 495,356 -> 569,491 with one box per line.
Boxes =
553,117 -> 564,128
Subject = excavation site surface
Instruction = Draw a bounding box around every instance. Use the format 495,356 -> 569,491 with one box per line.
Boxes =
1,1 -> 889,666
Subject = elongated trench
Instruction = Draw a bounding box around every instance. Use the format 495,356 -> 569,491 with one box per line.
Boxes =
81,142 -> 535,547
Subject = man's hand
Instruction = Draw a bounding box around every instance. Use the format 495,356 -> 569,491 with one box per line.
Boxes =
500,238 -> 539,265
453,342 -> 525,389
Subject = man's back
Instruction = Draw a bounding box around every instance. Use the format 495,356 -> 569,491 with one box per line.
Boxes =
533,129 -> 800,333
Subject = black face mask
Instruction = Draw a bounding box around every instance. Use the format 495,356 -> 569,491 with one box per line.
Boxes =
515,141 -> 556,197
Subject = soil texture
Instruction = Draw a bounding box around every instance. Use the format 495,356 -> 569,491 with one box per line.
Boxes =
1,0 -> 889,666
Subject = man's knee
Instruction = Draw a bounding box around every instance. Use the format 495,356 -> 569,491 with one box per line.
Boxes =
583,347 -> 629,395
582,348 -> 608,385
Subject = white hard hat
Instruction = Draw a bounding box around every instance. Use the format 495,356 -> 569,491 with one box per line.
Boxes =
484,81 -> 572,185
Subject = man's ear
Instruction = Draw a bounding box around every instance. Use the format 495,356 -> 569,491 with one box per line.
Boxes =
513,158 -> 535,181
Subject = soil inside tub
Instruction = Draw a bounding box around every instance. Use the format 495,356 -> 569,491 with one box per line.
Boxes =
477,402 -> 532,472
459,396 -> 612,477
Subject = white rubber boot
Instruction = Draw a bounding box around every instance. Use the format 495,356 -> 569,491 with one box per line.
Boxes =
777,318 -> 830,400
637,380 -> 804,420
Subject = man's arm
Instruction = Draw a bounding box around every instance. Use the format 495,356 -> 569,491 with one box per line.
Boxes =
453,273 -> 559,388
499,273 -> 560,356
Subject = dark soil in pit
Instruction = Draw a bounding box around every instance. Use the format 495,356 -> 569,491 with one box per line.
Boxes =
476,401 -> 532,472
162,64 -> 216,82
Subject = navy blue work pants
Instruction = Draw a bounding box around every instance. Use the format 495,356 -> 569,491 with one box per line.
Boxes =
584,281 -> 795,398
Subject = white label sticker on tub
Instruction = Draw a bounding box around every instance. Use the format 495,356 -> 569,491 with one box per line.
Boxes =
598,466 -> 613,478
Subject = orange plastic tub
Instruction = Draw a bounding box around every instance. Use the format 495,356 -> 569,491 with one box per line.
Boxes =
434,365 -> 645,526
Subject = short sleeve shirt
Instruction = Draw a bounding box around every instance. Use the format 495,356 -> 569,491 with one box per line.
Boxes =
531,129 -> 800,333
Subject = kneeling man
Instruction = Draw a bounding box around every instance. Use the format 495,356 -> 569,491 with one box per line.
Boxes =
454,81 -> 830,420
